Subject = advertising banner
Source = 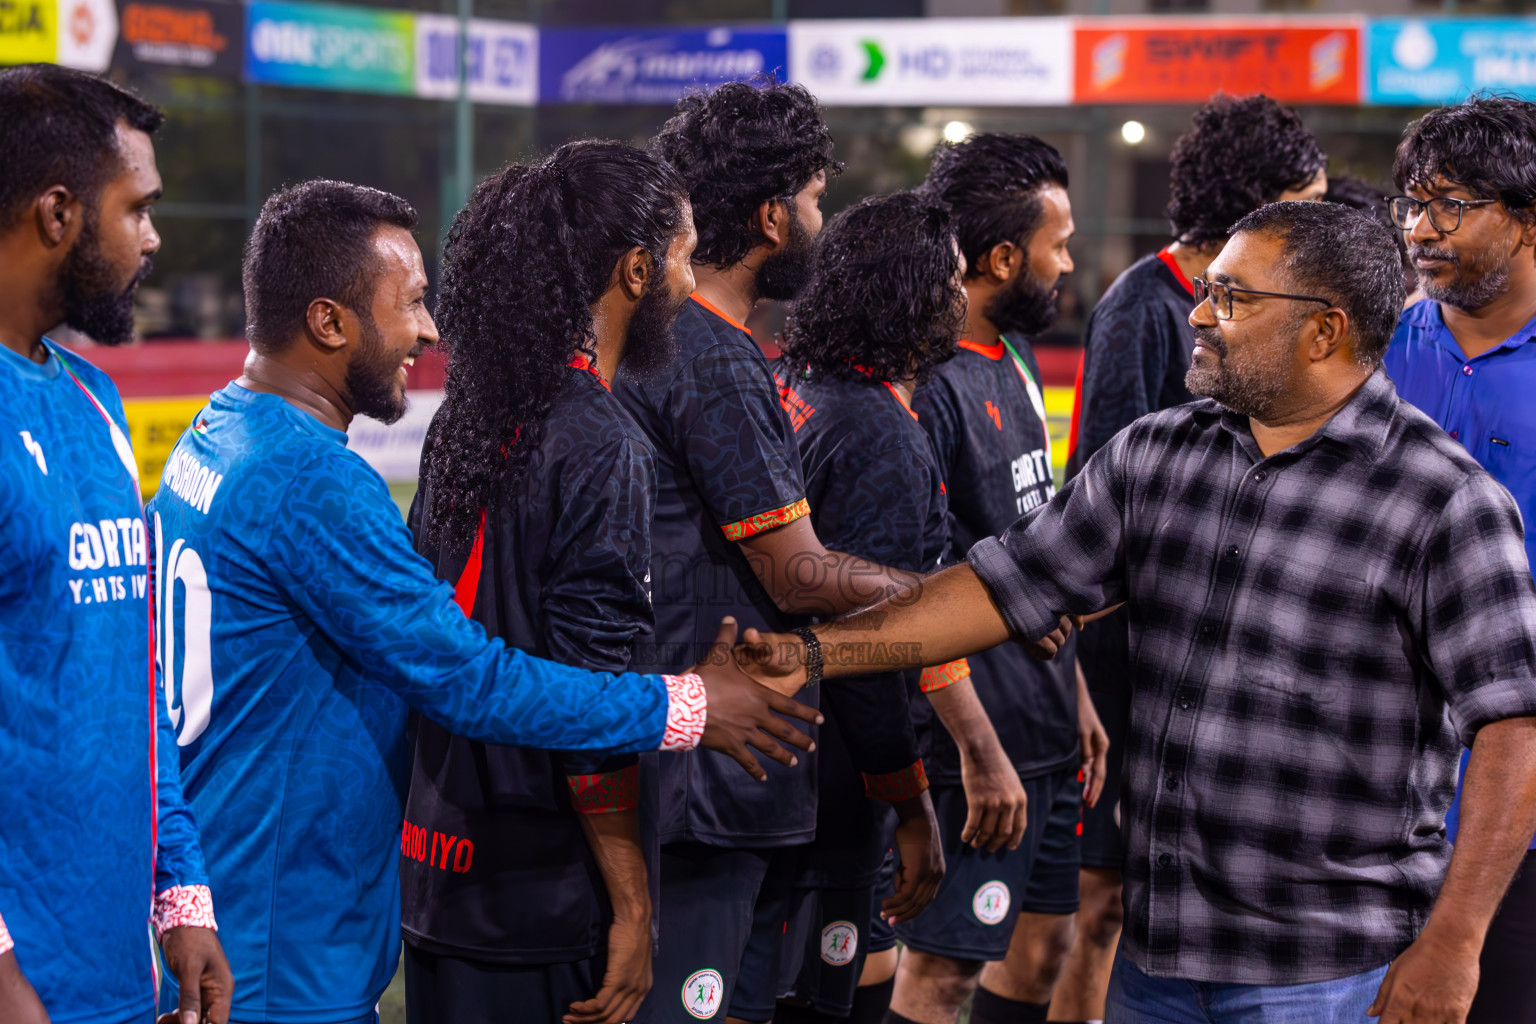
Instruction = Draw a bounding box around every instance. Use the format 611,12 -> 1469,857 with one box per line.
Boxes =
116,0 -> 240,76
1074,20 -> 1361,104
2,0 -> 115,70
1368,18 -> 1536,105
1,0 -> 54,65
245,0 -> 414,95
788,18 -> 1071,106
539,25 -> 786,105
414,14 -> 535,104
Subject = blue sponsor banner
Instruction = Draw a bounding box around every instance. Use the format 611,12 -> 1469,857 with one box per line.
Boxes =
1369,18 -> 1536,105
539,25 -> 787,105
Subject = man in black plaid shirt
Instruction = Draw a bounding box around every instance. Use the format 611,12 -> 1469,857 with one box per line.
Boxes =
743,201 -> 1536,1024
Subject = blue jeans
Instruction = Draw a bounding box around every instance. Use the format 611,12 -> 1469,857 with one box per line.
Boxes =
1105,952 -> 1389,1023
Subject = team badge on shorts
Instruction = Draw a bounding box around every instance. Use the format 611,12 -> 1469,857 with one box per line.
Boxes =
973,881 -> 1011,925
682,968 -> 724,1019
820,920 -> 859,966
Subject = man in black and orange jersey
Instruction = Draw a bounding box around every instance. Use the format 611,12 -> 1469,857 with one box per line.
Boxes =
1057,95 -> 1325,1023
621,81 -> 1019,1024
886,134 -> 1109,1024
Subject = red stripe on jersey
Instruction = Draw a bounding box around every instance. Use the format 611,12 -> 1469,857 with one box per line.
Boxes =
957,338 -> 1005,360
690,292 -> 752,335
1156,246 -> 1196,298
1068,349 -> 1085,461
454,512 -> 487,616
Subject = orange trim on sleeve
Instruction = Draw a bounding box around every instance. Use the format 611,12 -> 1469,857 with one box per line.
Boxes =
863,760 -> 930,802
957,339 -> 1005,360
919,658 -> 971,693
566,763 -> 641,814
721,497 -> 810,542
690,292 -> 753,335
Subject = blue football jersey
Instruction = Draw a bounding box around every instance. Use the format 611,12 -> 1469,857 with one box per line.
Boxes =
1,339 -> 209,1024
147,383 -> 681,1023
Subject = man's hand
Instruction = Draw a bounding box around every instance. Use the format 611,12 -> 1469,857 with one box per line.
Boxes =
735,627 -> 808,694
693,618 -> 821,781
958,736 -> 1028,853
565,910 -> 652,1024
881,792 -> 944,925
1025,615 -> 1073,660
156,926 -> 233,1024
1077,662 -> 1110,808
1367,927 -> 1479,1024
0,952 -> 49,1024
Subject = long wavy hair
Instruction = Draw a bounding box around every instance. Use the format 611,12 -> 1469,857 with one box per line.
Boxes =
422,140 -> 688,545
780,190 -> 965,383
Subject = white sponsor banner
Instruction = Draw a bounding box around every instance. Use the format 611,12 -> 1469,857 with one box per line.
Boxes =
414,15 -> 536,105
789,18 -> 1072,106
347,389 -> 442,483
56,0 -> 119,72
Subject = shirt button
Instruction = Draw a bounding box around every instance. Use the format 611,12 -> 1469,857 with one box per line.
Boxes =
1254,470 -> 1267,483
1450,430 -> 1460,440
1165,775 -> 1179,790
1463,364 -> 1474,375
1157,853 -> 1172,867
1199,623 -> 1216,636
1225,545 -> 1240,560
1177,695 -> 1193,710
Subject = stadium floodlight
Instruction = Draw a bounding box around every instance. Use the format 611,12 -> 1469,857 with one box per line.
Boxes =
943,120 -> 973,144
1121,120 -> 1146,145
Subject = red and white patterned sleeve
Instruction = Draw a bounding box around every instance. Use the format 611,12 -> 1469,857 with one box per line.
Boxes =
152,884 -> 218,939
0,910 -> 12,956
661,672 -> 707,751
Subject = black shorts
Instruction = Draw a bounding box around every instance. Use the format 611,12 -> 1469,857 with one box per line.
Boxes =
403,943 -> 599,1024
634,841 -> 795,1023
894,765 -> 1083,961
1078,611 -> 1132,871
775,853 -> 898,1017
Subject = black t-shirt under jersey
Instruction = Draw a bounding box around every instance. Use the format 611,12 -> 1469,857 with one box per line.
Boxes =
914,336 -> 1079,782
615,295 -> 819,848
776,361 -> 937,884
401,364 -> 655,965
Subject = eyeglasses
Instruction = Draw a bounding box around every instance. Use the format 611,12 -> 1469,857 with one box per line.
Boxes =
1386,195 -> 1498,233
1192,277 -> 1334,321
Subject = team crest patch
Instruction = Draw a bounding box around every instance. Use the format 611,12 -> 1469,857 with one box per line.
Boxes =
820,920 -> 859,966
973,881 -> 1011,925
682,968 -> 724,1019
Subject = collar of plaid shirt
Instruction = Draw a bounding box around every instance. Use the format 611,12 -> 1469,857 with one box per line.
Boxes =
969,366 -> 1536,985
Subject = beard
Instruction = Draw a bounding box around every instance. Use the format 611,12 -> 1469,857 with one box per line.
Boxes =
58,218 -> 150,346
621,279 -> 685,382
346,313 -> 411,425
755,207 -> 814,301
984,270 -> 1060,337
1184,324 -> 1293,419
1410,240 -> 1510,311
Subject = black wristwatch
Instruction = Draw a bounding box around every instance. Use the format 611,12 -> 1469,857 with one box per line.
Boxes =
791,626 -> 823,687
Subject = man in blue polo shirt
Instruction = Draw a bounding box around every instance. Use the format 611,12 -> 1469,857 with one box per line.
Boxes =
1385,95 -> 1536,1024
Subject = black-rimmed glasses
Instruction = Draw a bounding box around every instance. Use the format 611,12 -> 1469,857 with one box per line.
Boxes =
1192,277 -> 1334,321
1386,195 -> 1498,233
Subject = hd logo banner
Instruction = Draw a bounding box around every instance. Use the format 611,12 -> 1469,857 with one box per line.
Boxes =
788,18 -> 1072,106
539,25 -> 786,105
245,0 -> 415,95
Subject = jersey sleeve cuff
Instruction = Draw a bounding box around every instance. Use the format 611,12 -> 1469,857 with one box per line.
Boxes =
0,911 -> 12,956
661,673 -> 707,751
920,658 -> 971,693
863,760 -> 929,802
721,498 -> 810,542
152,884 -> 217,939
567,763 -> 641,814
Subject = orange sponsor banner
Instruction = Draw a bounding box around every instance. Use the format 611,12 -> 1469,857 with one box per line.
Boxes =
1074,20 -> 1361,105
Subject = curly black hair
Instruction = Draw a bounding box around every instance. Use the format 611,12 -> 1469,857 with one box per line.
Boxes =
651,77 -> 841,269
1167,94 -> 1326,246
1324,174 -> 1412,279
922,132 -> 1069,273
1231,201 -> 1406,367
1394,95 -> 1536,226
780,190 -> 964,384
422,140 -> 688,545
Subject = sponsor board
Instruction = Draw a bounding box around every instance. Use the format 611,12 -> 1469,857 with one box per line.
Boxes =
116,0 -> 240,76
788,18 -> 1071,106
0,0 -> 54,64
345,389 -> 443,483
540,25 -> 786,104
414,14 -> 535,104
1073,20 -> 1361,104
120,396 -> 208,497
1368,18 -> 1536,105
245,0 -> 415,95
1,0 -> 115,70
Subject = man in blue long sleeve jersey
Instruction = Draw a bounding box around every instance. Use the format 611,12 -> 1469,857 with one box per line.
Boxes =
0,64 -> 232,1024
147,179 -> 820,1024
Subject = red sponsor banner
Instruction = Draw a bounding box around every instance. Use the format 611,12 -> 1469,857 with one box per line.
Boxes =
1073,20 -> 1361,105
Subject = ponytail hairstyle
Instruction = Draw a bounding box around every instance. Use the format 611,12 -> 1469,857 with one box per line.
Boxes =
423,140 -> 688,544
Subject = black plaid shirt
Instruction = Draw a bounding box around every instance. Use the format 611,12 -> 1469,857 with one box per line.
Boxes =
969,368 -> 1536,984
